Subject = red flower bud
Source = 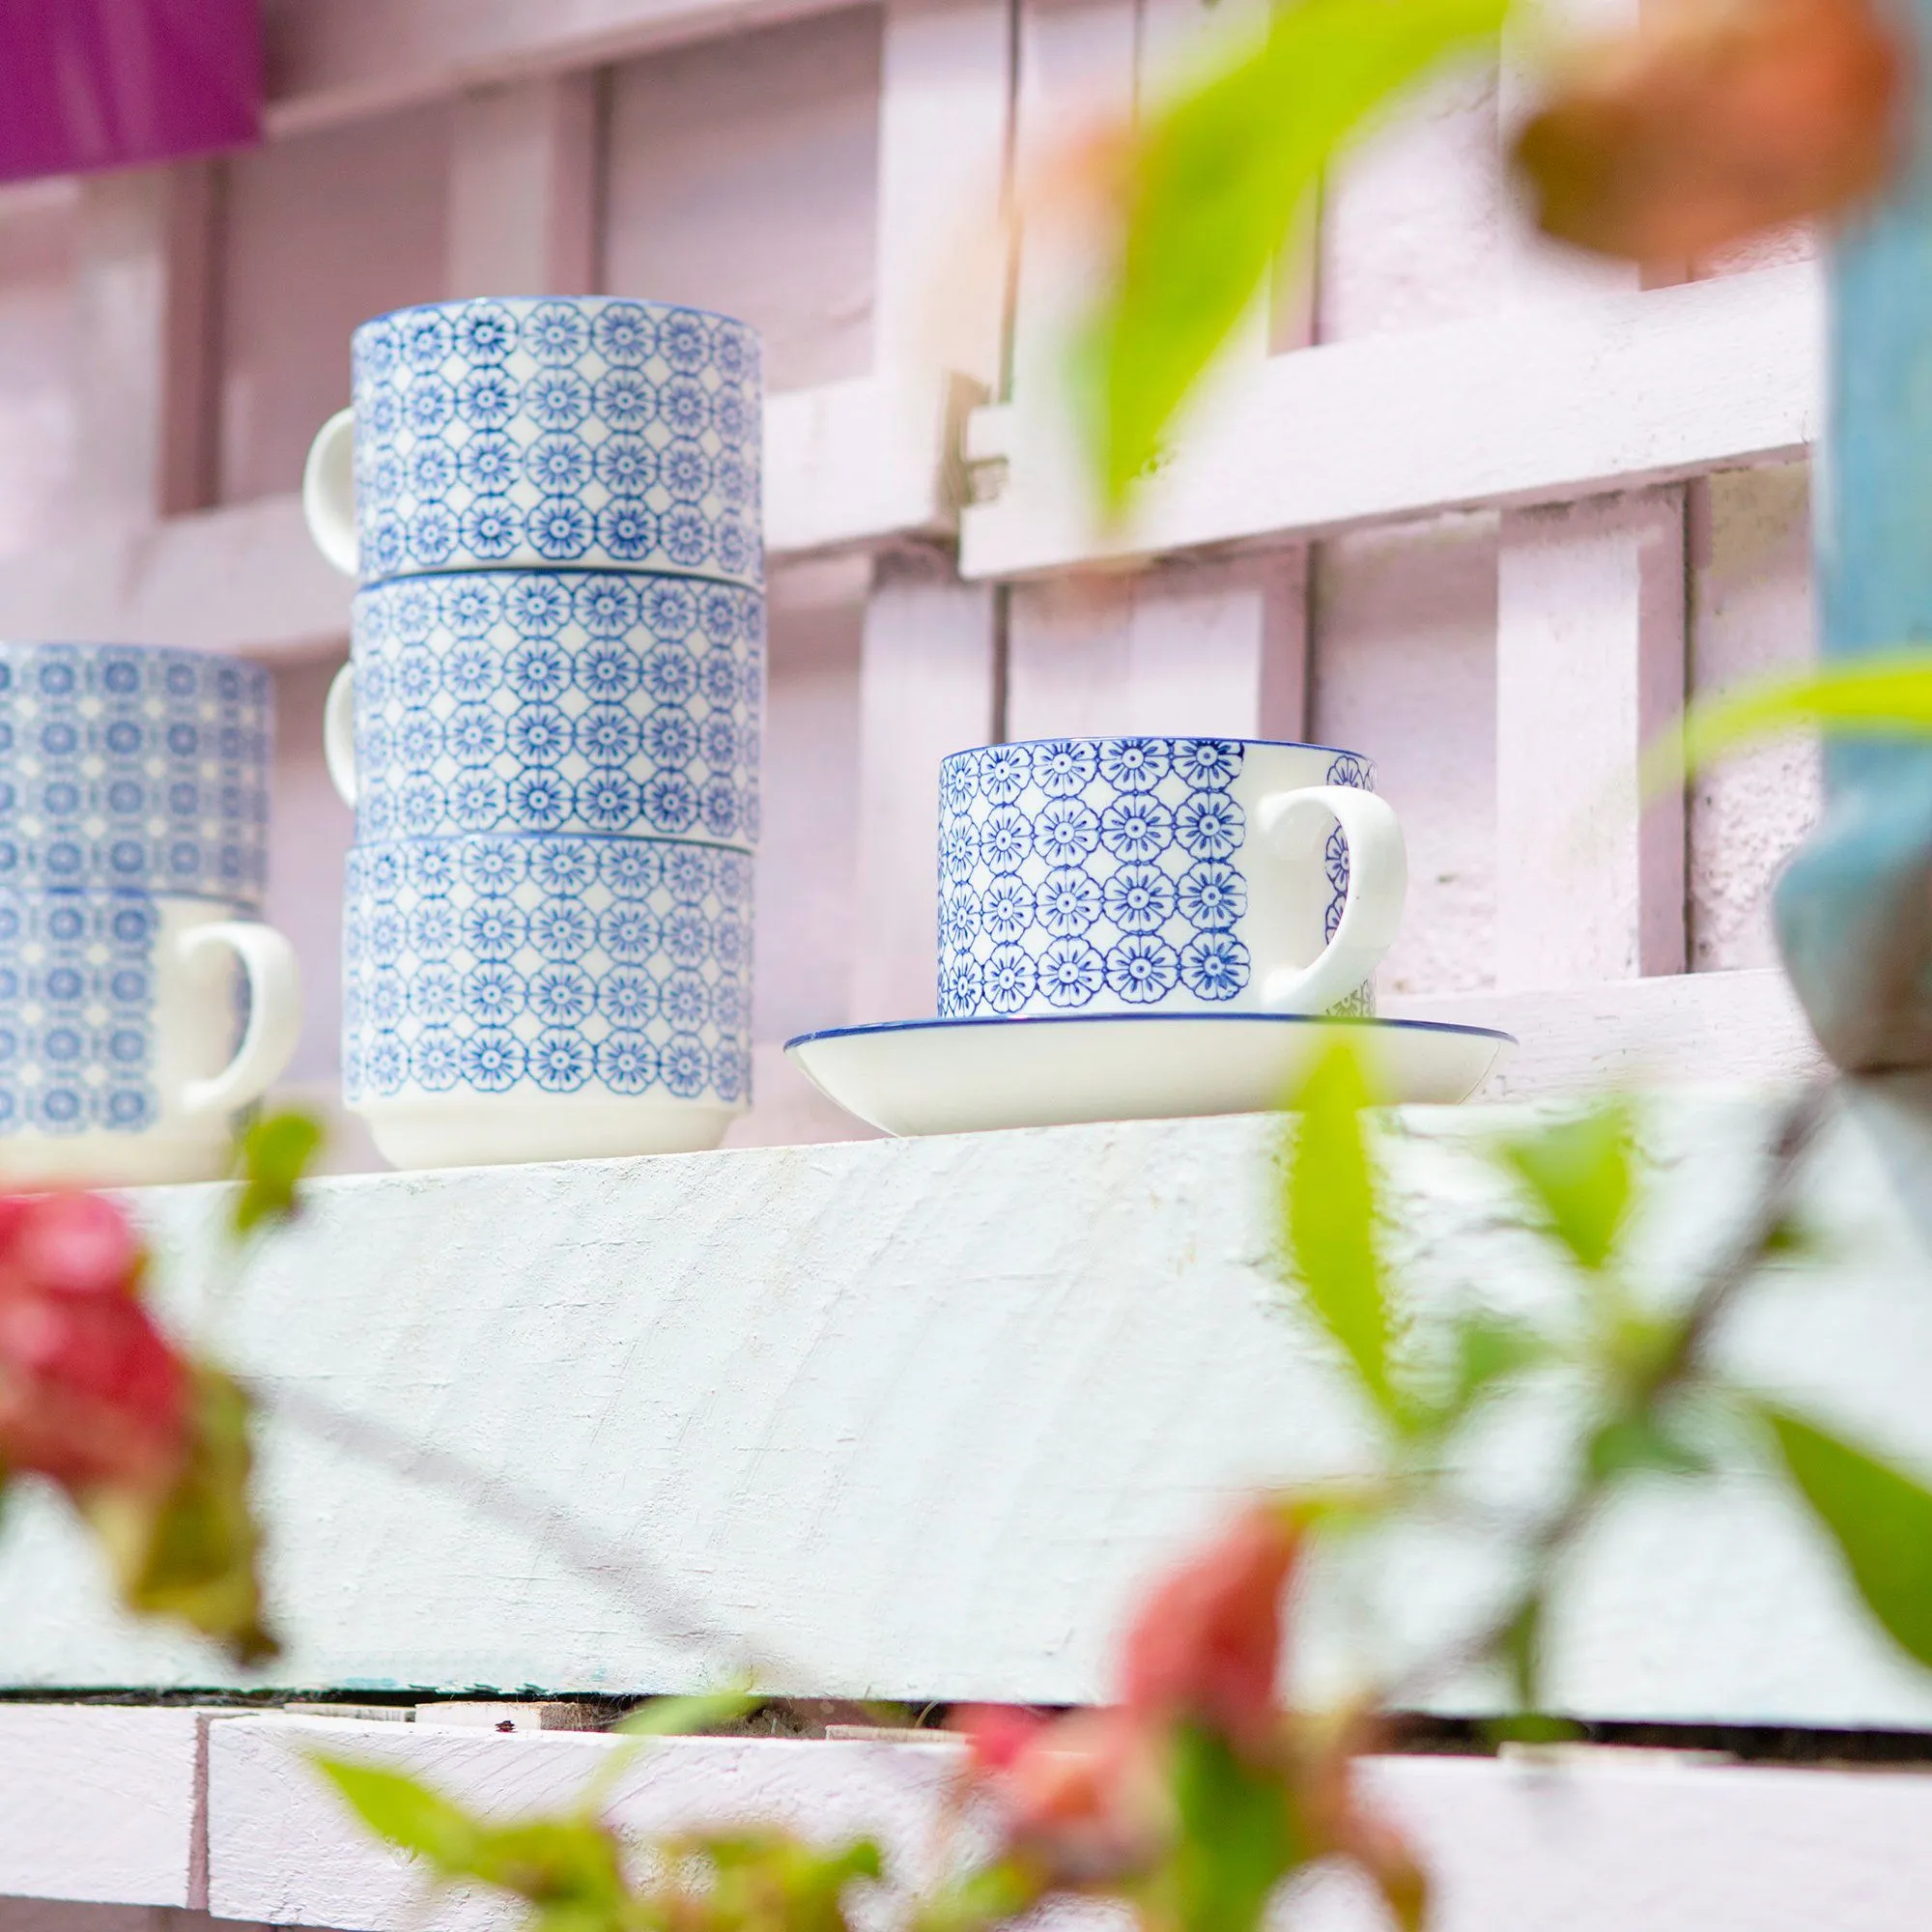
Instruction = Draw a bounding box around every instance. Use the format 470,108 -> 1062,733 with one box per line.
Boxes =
1121,1506 -> 1301,1752
0,1193 -> 186,1491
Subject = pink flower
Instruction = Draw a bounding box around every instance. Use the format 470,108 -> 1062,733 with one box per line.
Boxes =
0,1194 -> 187,1492
1121,1505 -> 1300,1753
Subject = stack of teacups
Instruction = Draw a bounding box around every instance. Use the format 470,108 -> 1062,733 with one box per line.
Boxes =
302,297 -> 764,1170
0,643 -> 302,1184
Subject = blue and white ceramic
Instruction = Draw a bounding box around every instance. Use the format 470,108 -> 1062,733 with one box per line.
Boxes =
342,835 -> 753,1167
0,887 -> 302,1185
786,1011 -> 1516,1136
937,737 -> 1407,1022
0,643 -> 271,903
304,297 -> 763,589
327,570 -> 764,848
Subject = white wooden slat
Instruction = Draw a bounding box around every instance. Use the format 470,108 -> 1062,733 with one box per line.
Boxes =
960,262 -> 1819,579
1387,966 -> 1828,1094
210,1721 -> 1932,1932
0,1708 -> 204,1906
0,376 -> 966,663
850,554 -> 1000,1025
447,75 -> 601,298
1005,551 -> 1307,742
265,0 -> 857,139
0,1092 -> 1925,1726
73,162 -> 220,527
1494,488 -> 1688,985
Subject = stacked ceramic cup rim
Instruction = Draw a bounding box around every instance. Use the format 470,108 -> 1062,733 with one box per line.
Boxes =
306,296 -> 764,1170
0,643 -> 302,1184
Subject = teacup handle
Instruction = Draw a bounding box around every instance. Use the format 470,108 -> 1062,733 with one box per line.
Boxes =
303,407 -> 360,577
1255,783 -> 1407,1012
179,922 -> 305,1122
324,662 -> 357,808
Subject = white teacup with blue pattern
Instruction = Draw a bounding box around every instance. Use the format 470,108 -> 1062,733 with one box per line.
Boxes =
303,296 -> 761,589
343,835 -> 753,1168
937,737 -> 1406,1021
324,570 -> 764,849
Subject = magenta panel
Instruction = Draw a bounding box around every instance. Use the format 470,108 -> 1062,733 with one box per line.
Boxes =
0,0 -> 262,185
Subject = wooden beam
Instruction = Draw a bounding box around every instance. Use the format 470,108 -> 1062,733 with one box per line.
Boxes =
265,0 -> 854,139
448,73 -> 602,297
1494,489 -> 1689,985
961,262 -> 1820,579
0,1707 -> 205,1906
207,1719 -> 1932,1932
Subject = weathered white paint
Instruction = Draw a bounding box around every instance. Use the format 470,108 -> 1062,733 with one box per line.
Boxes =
447,75 -> 601,298
265,0 -> 864,138
1494,488 -> 1688,986
1005,553 -> 1307,742
1310,514 -> 1499,1000
961,263 -> 1819,578
1388,966 -> 1828,1094
73,164 -> 219,526
1688,466 -> 1820,972
0,1093 -> 1923,1727
0,1708 -> 204,1906
209,1720 -> 1932,1932
851,554 -> 999,1025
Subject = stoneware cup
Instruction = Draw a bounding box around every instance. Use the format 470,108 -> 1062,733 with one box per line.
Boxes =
0,640 -> 272,903
303,296 -> 762,588
324,569 -> 764,848
343,834 -> 753,1168
0,887 -> 299,1186
937,736 -> 1406,1020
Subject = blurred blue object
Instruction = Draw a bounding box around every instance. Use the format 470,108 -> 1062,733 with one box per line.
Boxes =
1775,0 -> 1932,1071
0,0 -> 261,185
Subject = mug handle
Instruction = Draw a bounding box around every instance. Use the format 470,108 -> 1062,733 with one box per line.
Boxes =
1255,783 -> 1407,1012
303,407 -> 359,577
179,922 -> 305,1122
324,662 -> 357,808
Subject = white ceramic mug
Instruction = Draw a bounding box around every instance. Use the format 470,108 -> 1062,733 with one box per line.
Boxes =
937,737 -> 1406,1020
0,890 -> 302,1185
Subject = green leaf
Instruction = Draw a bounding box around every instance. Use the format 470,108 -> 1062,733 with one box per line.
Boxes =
1643,651 -> 1932,796
311,1757 -> 483,1869
1482,1711 -> 1583,1747
232,1109 -> 325,1237
1082,0 -> 1508,505
1586,1411 -> 1713,1484
613,1689 -> 760,1737
1284,1037 -> 1400,1424
916,1858 -> 1050,1932
1500,1105 -> 1633,1272
1162,1721 -> 1302,1932
1432,1312 -> 1548,1429
1756,1402 -> 1932,1669
83,1365 -> 277,1665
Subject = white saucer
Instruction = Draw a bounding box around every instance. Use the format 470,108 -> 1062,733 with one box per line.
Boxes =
784,1012 -> 1517,1138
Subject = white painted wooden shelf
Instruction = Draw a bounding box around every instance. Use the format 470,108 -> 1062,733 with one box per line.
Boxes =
6,1709 -> 1932,1930
0,1085 -> 1926,1731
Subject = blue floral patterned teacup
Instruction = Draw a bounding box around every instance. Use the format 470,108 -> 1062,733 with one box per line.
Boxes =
0,643 -> 271,902
303,297 -> 762,588
343,834 -> 753,1168
0,886 -> 301,1186
937,737 -> 1407,1021
324,569 -> 764,849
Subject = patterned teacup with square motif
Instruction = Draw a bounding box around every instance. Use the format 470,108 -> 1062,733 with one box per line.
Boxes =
343,834 -> 753,1168
937,737 -> 1407,1022
0,887 -> 301,1185
323,570 -> 763,848
0,642 -> 271,901
303,297 -> 762,589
